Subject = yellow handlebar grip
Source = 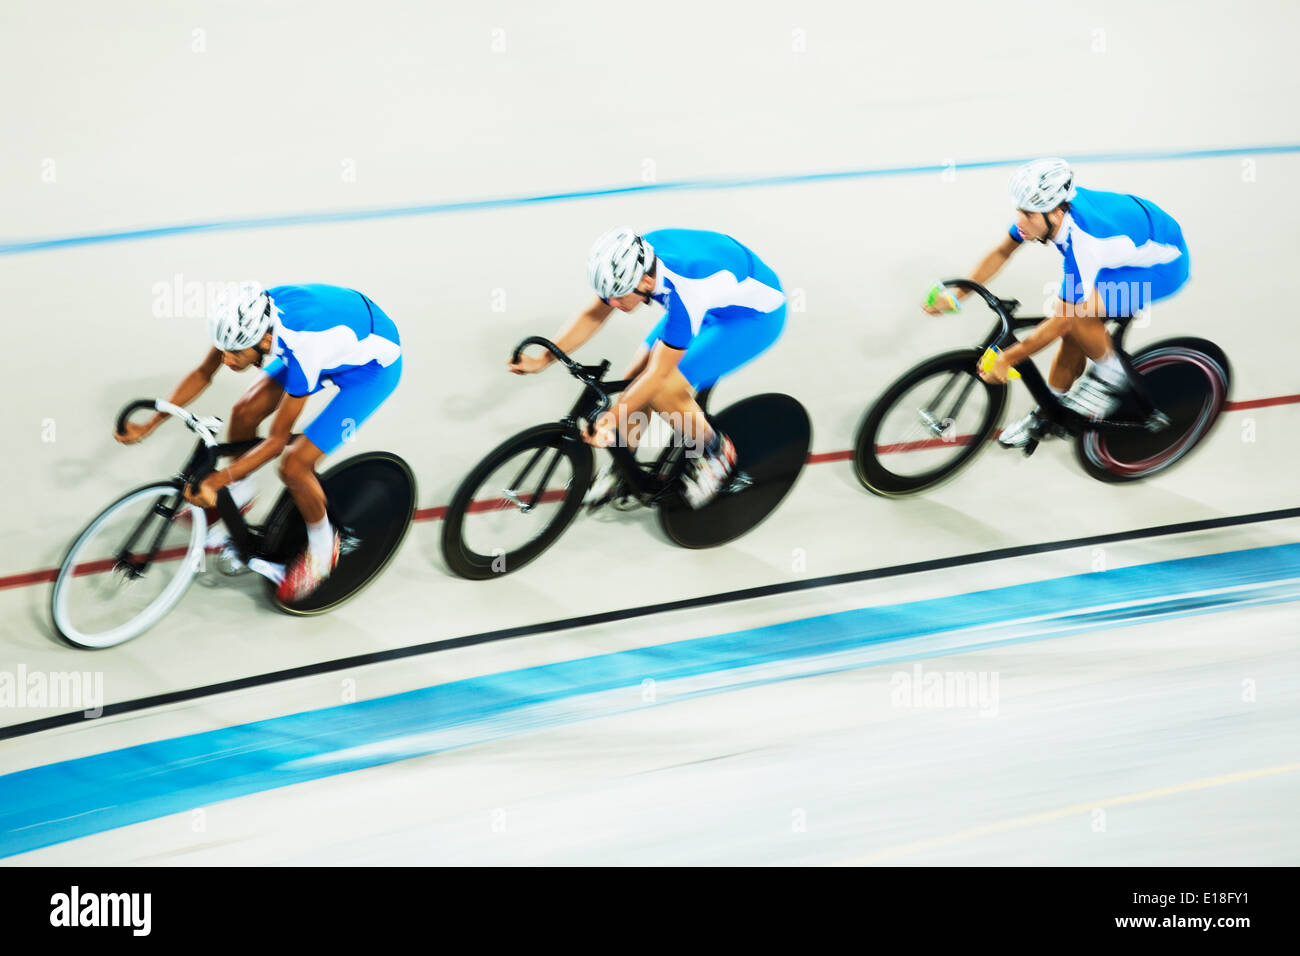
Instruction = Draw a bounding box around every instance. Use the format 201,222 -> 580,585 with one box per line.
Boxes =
980,346 -> 1021,380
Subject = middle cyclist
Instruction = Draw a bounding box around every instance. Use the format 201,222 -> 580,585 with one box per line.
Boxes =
509,227 -> 787,509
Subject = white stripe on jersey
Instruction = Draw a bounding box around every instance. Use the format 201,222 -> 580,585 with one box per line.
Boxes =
275,322 -> 401,392
1058,214 -> 1183,297
659,266 -> 786,335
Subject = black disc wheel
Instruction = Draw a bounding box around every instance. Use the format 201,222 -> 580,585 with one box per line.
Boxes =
1076,338 -> 1230,482
440,423 -> 593,580
658,393 -> 812,549
853,349 -> 1007,496
262,452 -> 417,613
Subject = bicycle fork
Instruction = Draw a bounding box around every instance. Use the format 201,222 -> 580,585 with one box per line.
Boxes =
919,372 -> 978,439
209,487 -> 281,583
501,438 -> 571,514
112,487 -> 189,580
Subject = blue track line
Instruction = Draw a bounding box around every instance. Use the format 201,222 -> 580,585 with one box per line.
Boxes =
3,143 -> 1298,257
1,542 -> 1297,859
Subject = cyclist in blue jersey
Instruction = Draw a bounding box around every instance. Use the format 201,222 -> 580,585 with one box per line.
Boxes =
924,158 -> 1190,446
115,282 -> 403,600
509,227 -> 787,508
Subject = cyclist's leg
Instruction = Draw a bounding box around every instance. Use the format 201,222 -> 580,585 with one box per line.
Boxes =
203,371 -> 284,533
286,356 -> 404,513
279,435 -> 329,522
621,341 -> 654,448
1003,296 -> 1113,445
670,304 -> 787,438
1048,337 -> 1088,392
1063,289 -> 1116,356
1089,256 -> 1187,368
1092,257 -> 1189,408
277,357 -> 402,595
1057,285 -> 1163,420
586,338 -> 655,507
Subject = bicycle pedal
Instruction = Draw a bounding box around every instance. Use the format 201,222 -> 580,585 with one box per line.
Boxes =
248,557 -> 286,586
1144,411 -> 1171,432
1021,438 -> 1039,458
585,477 -> 633,513
333,525 -> 363,556
215,544 -> 249,576
723,470 -> 754,494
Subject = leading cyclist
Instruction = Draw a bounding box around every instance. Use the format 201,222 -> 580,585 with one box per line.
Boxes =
926,158 -> 1189,446
509,227 -> 787,508
115,282 -> 403,600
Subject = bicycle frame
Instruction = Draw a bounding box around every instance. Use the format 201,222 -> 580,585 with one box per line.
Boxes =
113,399 -> 285,575
510,336 -> 715,508
941,279 -> 1161,435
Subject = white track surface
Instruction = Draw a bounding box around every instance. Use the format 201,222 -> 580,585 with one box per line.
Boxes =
2,0 -> 1298,865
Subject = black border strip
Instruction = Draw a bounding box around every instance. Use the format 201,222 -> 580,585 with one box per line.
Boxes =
4,505 -> 1297,742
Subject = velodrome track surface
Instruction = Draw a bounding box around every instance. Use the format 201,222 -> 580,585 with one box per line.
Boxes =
1,0 -> 1297,864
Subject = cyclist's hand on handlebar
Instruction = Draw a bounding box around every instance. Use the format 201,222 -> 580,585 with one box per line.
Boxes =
583,411 -> 618,448
114,419 -> 156,445
922,283 -> 960,315
978,352 -> 1013,385
508,354 -> 549,375
183,473 -> 224,509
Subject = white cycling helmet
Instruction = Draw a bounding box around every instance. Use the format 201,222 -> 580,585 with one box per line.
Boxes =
1009,158 -> 1077,212
209,282 -> 274,351
587,227 -> 655,299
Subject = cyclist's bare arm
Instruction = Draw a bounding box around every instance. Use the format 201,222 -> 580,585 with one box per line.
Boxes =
998,290 -> 1107,366
616,341 -> 683,418
972,233 -> 1021,282
185,392 -> 307,504
115,347 -> 223,443
509,298 -> 614,373
221,394 -> 309,485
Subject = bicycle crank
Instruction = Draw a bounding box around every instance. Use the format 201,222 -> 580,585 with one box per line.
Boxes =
1144,410 -> 1171,432
723,470 -> 754,494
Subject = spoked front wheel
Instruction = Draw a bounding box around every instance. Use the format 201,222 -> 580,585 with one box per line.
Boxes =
1076,338 -> 1231,482
50,482 -> 207,649
853,349 -> 1008,496
441,423 -> 593,580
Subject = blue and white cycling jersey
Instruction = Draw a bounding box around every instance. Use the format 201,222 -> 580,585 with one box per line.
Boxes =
633,229 -> 788,389
259,284 -> 403,456
262,284 -> 401,397
643,229 -> 786,349
1010,186 -> 1189,313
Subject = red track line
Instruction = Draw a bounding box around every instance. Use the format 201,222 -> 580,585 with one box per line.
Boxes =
2,569 -> 57,589
4,392 -> 1297,593
806,450 -> 853,464
1225,394 -> 1300,411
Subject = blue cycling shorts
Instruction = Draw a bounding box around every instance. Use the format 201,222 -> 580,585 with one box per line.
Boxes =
1092,248 -> 1190,317
265,317 -> 403,460
643,305 -> 786,390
